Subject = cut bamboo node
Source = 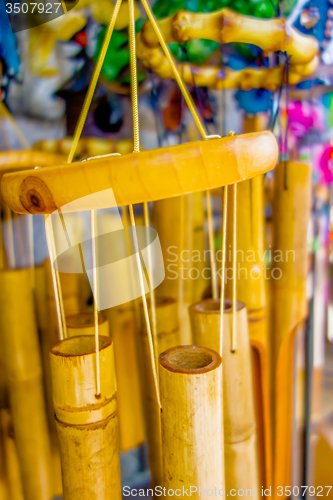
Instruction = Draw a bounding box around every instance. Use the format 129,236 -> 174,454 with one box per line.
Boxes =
159,344 -> 220,373
50,335 -> 117,426
159,345 -> 224,496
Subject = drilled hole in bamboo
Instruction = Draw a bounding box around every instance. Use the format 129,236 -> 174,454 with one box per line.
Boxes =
52,335 -> 111,356
168,350 -> 212,370
159,345 -> 221,374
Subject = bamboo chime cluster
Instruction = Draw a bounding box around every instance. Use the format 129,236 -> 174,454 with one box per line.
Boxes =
0,2 -> 314,500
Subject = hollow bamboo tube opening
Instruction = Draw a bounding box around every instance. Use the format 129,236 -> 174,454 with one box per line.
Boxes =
137,296 -> 180,487
189,298 -> 259,494
105,301 -> 145,452
0,268 -> 52,500
159,345 -> 224,498
50,335 -> 122,500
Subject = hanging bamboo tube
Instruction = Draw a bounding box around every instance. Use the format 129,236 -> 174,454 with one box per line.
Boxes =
159,345 -> 224,497
137,296 -> 180,487
223,113 -> 272,488
105,302 -> 145,452
271,161 -> 311,495
0,268 -> 52,500
50,335 -> 122,500
66,310 -> 145,451
189,298 -> 260,494
0,409 -> 24,500
153,194 -> 207,344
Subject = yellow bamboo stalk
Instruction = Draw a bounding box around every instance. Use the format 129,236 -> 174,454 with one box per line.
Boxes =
137,296 -> 180,487
50,335 -> 122,500
66,309 -> 145,451
152,193 -> 206,344
0,268 -> 52,500
159,345 -> 224,497
34,263 -> 63,498
223,113 -> 272,488
105,303 -> 145,451
0,409 -> 24,500
189,298 -> 259,493
271,161 -> 311,495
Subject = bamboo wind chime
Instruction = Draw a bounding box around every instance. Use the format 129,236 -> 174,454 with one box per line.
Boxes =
0,1 -> 279,499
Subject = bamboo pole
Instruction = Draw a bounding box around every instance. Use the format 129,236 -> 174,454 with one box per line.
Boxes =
105,303 -> 145,452
153,193 -> 206,344
189,298 -> 260,494
34,263 -> 63,498
66,309 -> 145,451
50,335 -> 122,500
223,113 -> 273,488
159,345 -> 224,497
0,268 -> 52,500
137,296 -> 180,487
271,161 -> 311,494
0,409 -> 24,500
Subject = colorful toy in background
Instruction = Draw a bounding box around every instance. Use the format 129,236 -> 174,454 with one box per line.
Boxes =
0,1 -> 20,100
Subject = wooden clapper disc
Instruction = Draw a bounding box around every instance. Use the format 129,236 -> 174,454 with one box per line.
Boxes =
271,162 -> 312,497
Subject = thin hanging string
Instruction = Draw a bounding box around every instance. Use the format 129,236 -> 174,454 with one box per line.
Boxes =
139,2 -> 218,303
45,214 -> 66,340
140,0 -> 207,140
28,214 -> 35,288
179,45 -> 218,299
231,183 -> 237,353
143,202 -> 159,373
91,209 -> 101,397
0,102 -> 30,149
128,0 -> 161,408
4,205 -> 16,270
64,0 -> 122,397
219,186 -> 228,357
67,0 -> 123,163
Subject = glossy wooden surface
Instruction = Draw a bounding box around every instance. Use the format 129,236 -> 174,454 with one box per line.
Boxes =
1,132 -> 278,214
